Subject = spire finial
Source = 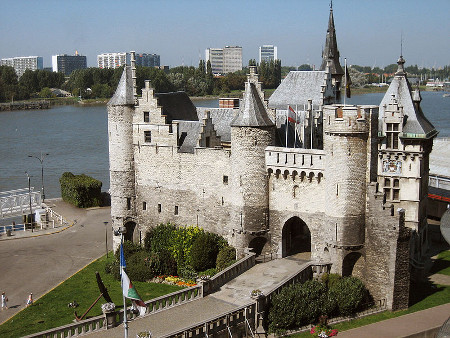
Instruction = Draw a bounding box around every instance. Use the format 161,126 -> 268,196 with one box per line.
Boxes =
400,31 -> 403,58
330,0 -> 333,10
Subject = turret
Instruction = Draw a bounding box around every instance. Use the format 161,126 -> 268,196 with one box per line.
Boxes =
323,104 -> 378,250
107,53 -> 137,249
230,72 -> 275,256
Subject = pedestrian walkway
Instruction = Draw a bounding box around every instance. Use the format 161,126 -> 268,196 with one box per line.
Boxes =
89,256 -> 311,337
0,198 -> 96,241
337,303 -> 450,338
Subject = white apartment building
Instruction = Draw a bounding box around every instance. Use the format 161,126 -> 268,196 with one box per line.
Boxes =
259,45 -> 278,63
97,52 -> 127,69
205,46 -> 242,75
0,56 -> 43,78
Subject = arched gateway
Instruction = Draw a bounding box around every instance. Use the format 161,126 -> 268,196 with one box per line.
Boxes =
124,221 -> 136,242
282,216 -> 311,258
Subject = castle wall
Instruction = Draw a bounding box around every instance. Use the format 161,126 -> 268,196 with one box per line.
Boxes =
133,144 -> 233,239
365,183 -> 410,310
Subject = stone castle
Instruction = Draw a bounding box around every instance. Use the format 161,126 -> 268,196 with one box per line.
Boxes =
107,5 -> 438,310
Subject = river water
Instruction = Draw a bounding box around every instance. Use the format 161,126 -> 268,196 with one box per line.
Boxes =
0,92 -> 448,200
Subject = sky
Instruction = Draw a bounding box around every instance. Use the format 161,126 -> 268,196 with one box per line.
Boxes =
1,0 -> 449,70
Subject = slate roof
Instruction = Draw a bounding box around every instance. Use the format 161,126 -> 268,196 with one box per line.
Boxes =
379,57 -> 438,139
155,91 -> 199,123
231,82 -> 274,127
268,71 -> 327,110
108,66 -> 135,106
176,120 -> 202,153
197,107 -> 237,143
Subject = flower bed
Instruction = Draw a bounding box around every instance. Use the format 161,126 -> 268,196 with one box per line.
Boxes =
151,275 -> 197,287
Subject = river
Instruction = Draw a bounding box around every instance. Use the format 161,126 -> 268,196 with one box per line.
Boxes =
0,91 -> 448,201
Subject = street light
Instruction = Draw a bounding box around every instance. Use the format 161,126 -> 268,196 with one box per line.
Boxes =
28,152 -> 49,201
104,221 -> 109,258
25,171 -> 33,232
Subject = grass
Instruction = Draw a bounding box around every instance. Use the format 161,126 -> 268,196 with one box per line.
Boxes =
0,253 -> 183,338
429,250 -> 450,276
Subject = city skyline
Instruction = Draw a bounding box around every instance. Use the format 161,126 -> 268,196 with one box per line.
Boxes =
1,0 -> 449,70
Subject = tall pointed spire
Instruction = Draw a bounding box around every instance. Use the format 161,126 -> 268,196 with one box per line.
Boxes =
320,2 -> 344,77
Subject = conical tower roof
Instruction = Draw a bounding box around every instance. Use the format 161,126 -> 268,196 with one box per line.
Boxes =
320,3 -> 344,76
108,66 -> 135,106
379,56 -> 438,139
231,82 -> 274,127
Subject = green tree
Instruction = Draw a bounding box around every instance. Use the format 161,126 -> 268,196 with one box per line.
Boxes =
39,87 -> 54,98
298,64 -> 313,71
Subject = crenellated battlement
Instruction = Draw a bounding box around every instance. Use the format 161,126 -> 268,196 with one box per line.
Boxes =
324,104 -> 377,135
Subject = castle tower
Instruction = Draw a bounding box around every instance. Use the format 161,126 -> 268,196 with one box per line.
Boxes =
230,73 -> 275,256
378,56 -> 438,265
323,104 -> 378,274
320,2 -> 344,100
107,58 -> 137,249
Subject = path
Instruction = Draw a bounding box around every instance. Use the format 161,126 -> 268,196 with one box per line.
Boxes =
89,256 -> 310,337
0,199 -> 112,324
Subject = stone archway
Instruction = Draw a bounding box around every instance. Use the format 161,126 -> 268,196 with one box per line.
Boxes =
124,221 -> 136,243
248,237 -> 267,256
282,216 -> 311,258
342,252 -> 365,279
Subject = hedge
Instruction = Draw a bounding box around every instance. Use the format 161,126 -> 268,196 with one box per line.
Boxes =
59,172 -> 102,208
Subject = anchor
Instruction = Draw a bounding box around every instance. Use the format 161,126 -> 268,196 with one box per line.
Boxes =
74,271 -> 113,321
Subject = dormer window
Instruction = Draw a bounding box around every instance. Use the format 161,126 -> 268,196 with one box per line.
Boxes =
144,111 -> 150,123
386,123 -> 399,149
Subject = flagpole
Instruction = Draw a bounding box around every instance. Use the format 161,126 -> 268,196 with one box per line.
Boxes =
285,105 -> 288,148
121,235 -> 128,338
308,99 -> 313,149
294,105 -> 298,148
344,58 -> 347,106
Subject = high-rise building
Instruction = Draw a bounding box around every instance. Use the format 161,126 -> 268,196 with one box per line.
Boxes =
205,46 -> 242,75
97,52 -> 127,69
98,52 -> 160,69
52,52 -> 87,75
259,45 -> 278,63
129,53 -> 160,67
0,56 -> 43,78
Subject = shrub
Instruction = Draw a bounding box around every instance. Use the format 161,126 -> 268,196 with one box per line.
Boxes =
320,273 -> 342,289
114,240 -> 143,261
126,251 -> 154,282
189,232 -> 221,271
155,250 -> 177,276
104,259 -> 120,280
216,245 -> 236,271
268,280 -> 331,333
178,265 -> 197,281
329,276 -> 367,316
59,172 -> 102,208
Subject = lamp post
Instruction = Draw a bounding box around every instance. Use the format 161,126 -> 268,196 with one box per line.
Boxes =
28,152 -> 49,201
104,221 -> 109,258
25,171 -> 33,232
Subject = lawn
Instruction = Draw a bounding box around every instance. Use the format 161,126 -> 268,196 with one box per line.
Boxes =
0,254 -> 183,338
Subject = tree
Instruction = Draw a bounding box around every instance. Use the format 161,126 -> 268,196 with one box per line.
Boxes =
298,64 -> 313,71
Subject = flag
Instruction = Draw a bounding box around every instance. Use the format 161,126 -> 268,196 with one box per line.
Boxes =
287,105 -> 299,124
120,243 -> 147,316
120,243 -> 126,271
345,64 -> 352,98
121,269 -> 147,316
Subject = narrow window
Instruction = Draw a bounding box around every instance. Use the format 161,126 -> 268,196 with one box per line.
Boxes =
158,204 -> 161,213
143,111 -> 149,123
144,130 -> 151,143
127,197 -> 131,210
205,136 -> 210,147
174,205 -> 179,215
386,123 -> 400,149
223,175 -> 228,185
142,202 -> 147,210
